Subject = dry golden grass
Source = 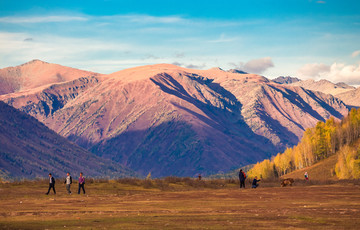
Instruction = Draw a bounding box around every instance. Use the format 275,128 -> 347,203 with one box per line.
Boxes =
0,179 -> 360,229
283,155 -> 338,181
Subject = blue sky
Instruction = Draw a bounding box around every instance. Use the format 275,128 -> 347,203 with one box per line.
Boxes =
1,0 -> 360,84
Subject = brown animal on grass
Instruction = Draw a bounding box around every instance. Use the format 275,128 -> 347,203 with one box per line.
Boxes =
281,178 -> 294,187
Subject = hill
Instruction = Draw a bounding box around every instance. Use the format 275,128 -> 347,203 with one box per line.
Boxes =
227,69 -> 248,74
0,101 -> 135,179
0,61 -> 349,177
272,76 -> 301,84
271,77 -> 360,108
0,59 -> 101,95
281,155 -> 338,180
290,79 -> 355,96
248,108 -> 360,180
336,87 -> 360,108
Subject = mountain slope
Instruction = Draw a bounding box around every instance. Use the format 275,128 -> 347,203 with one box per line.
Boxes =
291,79 -> 355,96
248,107 -> 360,180
209,73 -> 347,147
336,87 -> 360,108
281,155 -> 338,180
0,101 -> 135,179
0,59 -> 101,95
0,62 -> 349,177
272,76 -> 301,84
45,65 -> 276,176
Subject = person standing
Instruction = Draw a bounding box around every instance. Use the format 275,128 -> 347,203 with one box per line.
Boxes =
304,172 -> 309,181
64,172 -> 72,194
252,176 -> 261,188
46,173 -> 56,195
239,169 -> 246,189
78,172 -> 86,194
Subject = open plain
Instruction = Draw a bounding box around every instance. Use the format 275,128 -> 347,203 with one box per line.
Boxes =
0,179 -> 360,229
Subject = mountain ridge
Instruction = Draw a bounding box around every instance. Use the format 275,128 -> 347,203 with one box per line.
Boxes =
0,60 -> 351,177
0,59 -> 102,95
272,76 -> 301,84
290,79 -> 355,96
0,101 -> 136,179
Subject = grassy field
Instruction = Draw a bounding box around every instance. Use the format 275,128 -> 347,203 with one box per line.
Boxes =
0,178 -> 360,229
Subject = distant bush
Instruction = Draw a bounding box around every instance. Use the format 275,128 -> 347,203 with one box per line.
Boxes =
163,176 -> 184,184
116,178 -> 141,186
153,179 -> 171,191
142,179 -> 153,189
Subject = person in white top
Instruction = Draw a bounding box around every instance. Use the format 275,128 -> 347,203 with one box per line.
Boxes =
64,172 -> 72,194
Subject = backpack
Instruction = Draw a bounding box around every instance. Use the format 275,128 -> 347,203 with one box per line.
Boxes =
242,171 -> 246,179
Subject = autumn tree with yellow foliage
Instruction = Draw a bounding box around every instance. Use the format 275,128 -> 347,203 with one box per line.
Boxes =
248,108 -> 360,179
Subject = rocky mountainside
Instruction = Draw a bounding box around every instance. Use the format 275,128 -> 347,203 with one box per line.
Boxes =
0,101 -> 135,179
227,69 -> 248,74
336,87 -> 360,108
290,79 -> 355,96
282,78 -> 359,108
0,61 -> 349,177
0,60 -> 101,95
272,76 -> 301,84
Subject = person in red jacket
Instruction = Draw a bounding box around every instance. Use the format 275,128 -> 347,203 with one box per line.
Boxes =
239,169 -> 246,188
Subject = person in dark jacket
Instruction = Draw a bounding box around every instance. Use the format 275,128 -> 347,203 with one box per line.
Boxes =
78,172 -> 86,194
239,169 -> 246,188
46,173 -> 56,195
252,176 -> 261,188
64,172 -> 72,194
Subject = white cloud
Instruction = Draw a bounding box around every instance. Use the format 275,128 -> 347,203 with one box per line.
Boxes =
297,63 -> 330,77
230,57 -> 274,74
352,50 -> 360,58
0,32 -> 210,73
208,33 -> 238,43
172,62 -> 206,69
297,62 -> 360,85
100,14 -> 185,24
0,16 -> 88,23
327,63 -> 360,85
0,32 -> 133,70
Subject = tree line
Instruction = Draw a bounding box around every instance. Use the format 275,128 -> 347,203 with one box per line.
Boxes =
248,108 -> 360,179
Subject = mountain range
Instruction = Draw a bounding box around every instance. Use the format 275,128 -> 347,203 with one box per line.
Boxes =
0,101 -> 135,179
272,76 -> 360,108
0,60 -> 356,177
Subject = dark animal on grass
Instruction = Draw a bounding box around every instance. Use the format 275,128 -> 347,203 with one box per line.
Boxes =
281,178 -> 294,187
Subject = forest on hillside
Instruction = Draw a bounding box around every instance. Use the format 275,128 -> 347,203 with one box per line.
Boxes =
248,108 -> 360,179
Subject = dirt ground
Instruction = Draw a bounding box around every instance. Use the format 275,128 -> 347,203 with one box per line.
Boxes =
0,181 -> 360,229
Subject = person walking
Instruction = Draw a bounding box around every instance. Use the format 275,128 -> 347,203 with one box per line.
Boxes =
78,172 -> 86,194
46,173 -> 56,195
239,169 -> 246,189
252,176 -> 261,188
64,172 -> 72,194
